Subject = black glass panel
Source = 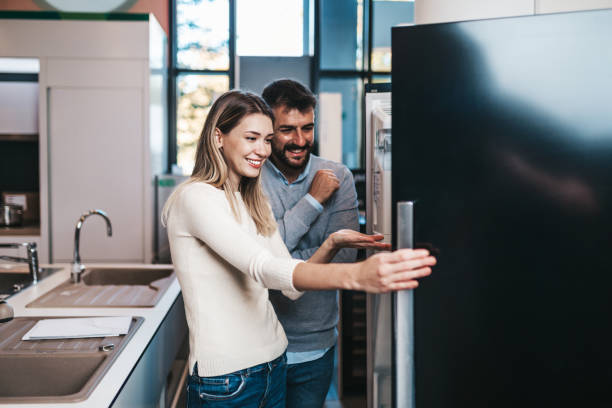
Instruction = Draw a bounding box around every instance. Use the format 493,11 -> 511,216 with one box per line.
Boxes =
392,9 -> 612,408
0,141 -> 39,193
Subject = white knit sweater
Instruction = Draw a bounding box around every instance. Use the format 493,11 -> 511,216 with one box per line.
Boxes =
166,182 -> 303,376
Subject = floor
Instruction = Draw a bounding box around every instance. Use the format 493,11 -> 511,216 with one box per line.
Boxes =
323,377 -> 366,408
176,386 -> 365,408
323,395 -> 367,408
174,376 -> 366,408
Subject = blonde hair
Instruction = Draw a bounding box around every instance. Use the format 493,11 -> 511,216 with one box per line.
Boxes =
162,90 -> 277,236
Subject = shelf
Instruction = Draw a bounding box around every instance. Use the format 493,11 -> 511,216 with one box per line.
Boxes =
0,134 -> 38,143
0,223 -> 40,236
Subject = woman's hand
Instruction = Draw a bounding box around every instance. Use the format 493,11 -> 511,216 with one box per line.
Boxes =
350,249 -> 436,293
294,248 -> 436,292
329,229 -> 391,250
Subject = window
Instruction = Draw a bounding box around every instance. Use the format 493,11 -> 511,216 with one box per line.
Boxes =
315,0 -> 414,169
372,0 -> 414,72
0,58 -> 39,74
319,0 -> 363,70
171,0 -> 233,175
236,0 -> 303,56
176,0 -> 230,70
319,77 -> 363,168
170,0 -> 415,173
176,74 -> 229,172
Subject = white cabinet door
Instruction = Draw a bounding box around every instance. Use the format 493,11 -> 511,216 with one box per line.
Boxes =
49,87 -> 144,263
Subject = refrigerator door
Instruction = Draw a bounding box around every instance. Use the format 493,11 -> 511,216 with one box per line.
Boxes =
392,9 -> 612,408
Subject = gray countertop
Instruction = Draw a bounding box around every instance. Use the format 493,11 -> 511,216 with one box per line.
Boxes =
0,263 -> 180,407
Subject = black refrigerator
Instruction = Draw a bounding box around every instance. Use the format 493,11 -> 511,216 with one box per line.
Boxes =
385,9 -> 612,408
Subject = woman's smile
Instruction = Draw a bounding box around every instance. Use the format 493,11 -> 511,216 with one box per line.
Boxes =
246,158 -> 264,168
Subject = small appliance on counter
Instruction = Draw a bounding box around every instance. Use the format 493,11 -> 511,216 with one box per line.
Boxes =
1,191 -> 39,225
0,203 -> 23,227
153,174 -> 188,263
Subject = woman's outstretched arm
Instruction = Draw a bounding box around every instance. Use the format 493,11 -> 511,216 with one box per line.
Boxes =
294,248 -> 435,293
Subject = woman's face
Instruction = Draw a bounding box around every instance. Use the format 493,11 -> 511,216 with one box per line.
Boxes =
217,113 -> 274,186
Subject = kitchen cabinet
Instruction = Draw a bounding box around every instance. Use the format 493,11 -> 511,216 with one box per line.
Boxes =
0,12 -> 167,263
49,85 -> 144,262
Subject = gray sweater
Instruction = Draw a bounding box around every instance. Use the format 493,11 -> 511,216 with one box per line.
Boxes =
262,155 -> 359,352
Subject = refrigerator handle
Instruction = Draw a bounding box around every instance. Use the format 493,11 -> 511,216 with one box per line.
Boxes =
397,201 -> 414,250
394,201 -> 415,408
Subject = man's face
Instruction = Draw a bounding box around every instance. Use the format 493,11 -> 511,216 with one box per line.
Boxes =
270,106 -> 315,170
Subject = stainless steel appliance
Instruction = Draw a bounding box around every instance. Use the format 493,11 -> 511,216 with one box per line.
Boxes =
153,174 -> 188,263
0,204 -> 23,227
365,83 -> 406,408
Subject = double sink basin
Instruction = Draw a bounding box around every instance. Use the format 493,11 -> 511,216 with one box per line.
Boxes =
0,316 -> 143,403
0,265 -> 175,403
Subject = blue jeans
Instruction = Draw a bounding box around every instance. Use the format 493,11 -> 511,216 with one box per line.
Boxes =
286,346 -> 336,408
187,353 -> 287,408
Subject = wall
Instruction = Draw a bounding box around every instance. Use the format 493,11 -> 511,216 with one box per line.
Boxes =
238,56 -> 311,95
536,0 -> 612,13
0,0 -> 169,35
415,0 -> 612,24
127,0 -> 169,35
415,0 -> 533,24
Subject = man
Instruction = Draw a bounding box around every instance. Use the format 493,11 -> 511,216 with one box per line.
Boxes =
261,79 -> 359,407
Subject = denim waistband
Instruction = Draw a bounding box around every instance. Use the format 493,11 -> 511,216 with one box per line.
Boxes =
239,352 -> 286,375
192,352 -> 286,380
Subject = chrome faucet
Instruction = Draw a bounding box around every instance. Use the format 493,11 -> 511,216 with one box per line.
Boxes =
0,242 -> 39,283
71,209 -> 112,283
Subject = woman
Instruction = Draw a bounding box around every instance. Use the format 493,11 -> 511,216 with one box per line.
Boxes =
163,90 -> 435,407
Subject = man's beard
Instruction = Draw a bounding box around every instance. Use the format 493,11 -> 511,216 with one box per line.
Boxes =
272,142 -> 313,170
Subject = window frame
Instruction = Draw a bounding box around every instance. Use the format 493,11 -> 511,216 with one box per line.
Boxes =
313,0 -> 407,170
168,0 -> 407,172
168,0 -> 236,173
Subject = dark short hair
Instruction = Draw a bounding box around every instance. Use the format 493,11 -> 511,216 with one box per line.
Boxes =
262,79 -> 317,112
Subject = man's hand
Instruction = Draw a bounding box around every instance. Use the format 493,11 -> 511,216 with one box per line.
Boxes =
309,169 -> 340,204
309,230 -> 390,264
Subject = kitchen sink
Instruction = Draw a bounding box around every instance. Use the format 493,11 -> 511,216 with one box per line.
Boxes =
27,266 -> 175,308
0,316 -> 142,403
1,354 -> 106,398
0,267 -> 62,300
0,273 -> 30,297
82,267 -> 172,286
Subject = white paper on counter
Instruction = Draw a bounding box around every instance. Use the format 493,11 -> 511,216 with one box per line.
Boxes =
22,316 -> 132,340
